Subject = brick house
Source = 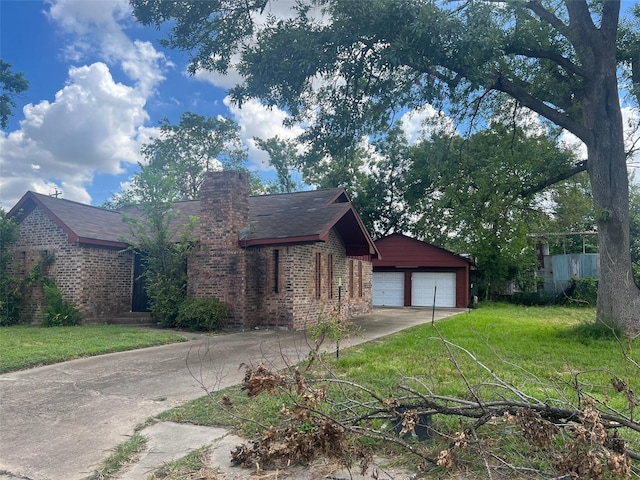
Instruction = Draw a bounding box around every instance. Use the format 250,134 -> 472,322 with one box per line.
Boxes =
7,171 -> 378,329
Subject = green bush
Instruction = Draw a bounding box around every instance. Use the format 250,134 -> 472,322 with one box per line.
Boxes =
509,291 -> 556,306
41,283 -> 81,327
176,298 -> 229,331
147,275 -> 186,328
0,290 -> 21,326
566,276 -> 598,307
0,209 -> 21,325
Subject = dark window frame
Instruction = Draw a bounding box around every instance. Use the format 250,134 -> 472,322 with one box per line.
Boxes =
315,252 -> 322,299
328,253 -> 334,299
349,259 -> 354,298
273,249 -> 280,294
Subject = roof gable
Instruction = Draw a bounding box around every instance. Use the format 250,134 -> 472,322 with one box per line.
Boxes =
8,192 -> 131,248
243,188 -> 377,257
373,233 -> 469,267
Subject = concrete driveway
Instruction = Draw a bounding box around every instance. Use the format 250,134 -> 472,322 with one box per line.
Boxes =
0,307 -> 465,480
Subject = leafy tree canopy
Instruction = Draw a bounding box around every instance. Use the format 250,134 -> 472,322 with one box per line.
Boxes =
105,111 -> 261,208
132,0 -> 640,332
0,59 -> 28,130
141,111 -> 250,200
403,121 -> 576,295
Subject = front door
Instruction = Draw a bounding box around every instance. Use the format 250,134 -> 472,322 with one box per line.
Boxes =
131,252 -> 150,312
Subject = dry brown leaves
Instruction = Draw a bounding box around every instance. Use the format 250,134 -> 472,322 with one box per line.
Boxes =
555,399 -> 631,479
230,420 -> 347,469
240,363 -> 287,397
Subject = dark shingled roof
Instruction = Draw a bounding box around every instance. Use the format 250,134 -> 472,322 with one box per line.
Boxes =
8,192 -> 133,248
244,188 -> 350,243
8,188 -> 378,257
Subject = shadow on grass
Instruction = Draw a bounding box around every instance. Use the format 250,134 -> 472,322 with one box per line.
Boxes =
561,319 -> 624,343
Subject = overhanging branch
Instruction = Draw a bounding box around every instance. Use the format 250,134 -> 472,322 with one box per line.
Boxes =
492,73 -> 591,144
519,160 -> 588,198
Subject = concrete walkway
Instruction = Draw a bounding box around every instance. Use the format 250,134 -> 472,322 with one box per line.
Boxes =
0,307 -> 466,480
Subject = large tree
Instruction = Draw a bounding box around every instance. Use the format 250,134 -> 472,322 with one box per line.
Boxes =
132,0 -> 640,332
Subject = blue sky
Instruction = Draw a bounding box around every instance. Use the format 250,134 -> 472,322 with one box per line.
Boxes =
0,0 -> 311,208
1,1 -> 638,210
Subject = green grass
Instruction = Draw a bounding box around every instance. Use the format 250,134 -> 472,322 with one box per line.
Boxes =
0,325 -> 186,373
328,305 -> 639,423
156,304 -> 640,478
159,386 -> 289,437
335,304 -> 638,405
162,304 -> 639,433
148,447 -> 217,480
85,433 -> 147,480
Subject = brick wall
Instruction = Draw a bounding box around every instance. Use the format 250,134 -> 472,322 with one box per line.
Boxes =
12,206 -> 133,324
244,229 -> 373,330
188,171 -> 250,327
77,246 -> 133,323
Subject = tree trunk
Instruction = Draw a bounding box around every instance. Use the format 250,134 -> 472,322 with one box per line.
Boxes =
585,42 -> 640,335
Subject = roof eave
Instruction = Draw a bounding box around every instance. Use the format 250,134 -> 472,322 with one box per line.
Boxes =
77,237 -> 130,249
240,234 -> 324,247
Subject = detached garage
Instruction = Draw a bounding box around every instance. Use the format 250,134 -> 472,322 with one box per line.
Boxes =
372,234 -> 472,308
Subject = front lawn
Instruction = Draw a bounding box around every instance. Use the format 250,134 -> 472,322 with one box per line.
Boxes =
339,304 -> 637,402
0,325 -> 186,373
167,304 -> 640,429
160,304 -> 640,478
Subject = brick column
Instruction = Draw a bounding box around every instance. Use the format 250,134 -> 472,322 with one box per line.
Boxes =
188,171 -> 250,327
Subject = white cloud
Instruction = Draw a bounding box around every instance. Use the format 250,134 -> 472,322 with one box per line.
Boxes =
0,63 -> 152,207
559,130 -> 587,160
194,61 -> 244,91
0,1 -> 174,208
46,0 -> 169,95
400,104 -> 456,144
223,97 -> 304,170
193,0 -> 327,91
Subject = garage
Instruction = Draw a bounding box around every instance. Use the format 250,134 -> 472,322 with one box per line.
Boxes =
411,272 -> 457,307
372,272 -> 404,306
372,234 -> 473,308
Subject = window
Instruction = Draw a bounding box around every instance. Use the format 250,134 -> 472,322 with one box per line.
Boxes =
358,261 -> 363,297
349,260 -> 354,298
328,254 -> 334,299
315,252 -> 322,299
273,249 -> 280,294
17,251 -> 27,276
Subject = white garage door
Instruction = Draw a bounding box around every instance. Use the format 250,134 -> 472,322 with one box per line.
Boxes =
411,272 -> 456,307
373,272 -> 404,306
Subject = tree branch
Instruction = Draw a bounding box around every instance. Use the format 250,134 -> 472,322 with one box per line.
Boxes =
519,160 -> 588,198
503,45 -> 587,79
524,0 -> 572,40
491,73 -> 591,143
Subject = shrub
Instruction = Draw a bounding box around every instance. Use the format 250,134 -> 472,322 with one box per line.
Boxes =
0,290 -> 21,326
176,298 -> 229,331
0,209 -> 21,325
565,276 -> 598,307
509,292 -> 555,306
41,282 -> 81,327
147,275 -> 186,327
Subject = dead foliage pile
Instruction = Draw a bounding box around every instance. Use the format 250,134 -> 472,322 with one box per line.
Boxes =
220,356 -> 640,480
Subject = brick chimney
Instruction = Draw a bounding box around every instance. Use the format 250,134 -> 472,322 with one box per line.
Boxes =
188,170 -> 250,327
